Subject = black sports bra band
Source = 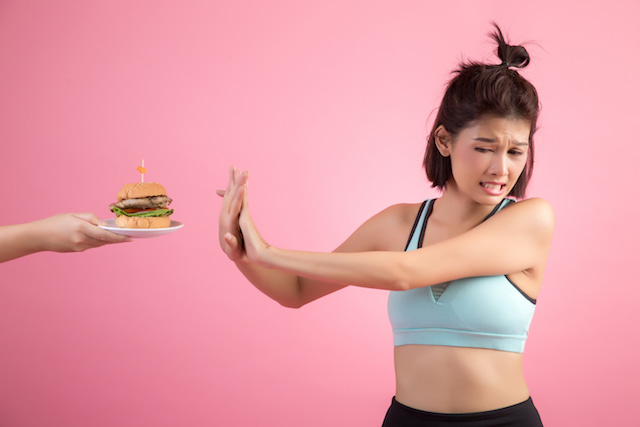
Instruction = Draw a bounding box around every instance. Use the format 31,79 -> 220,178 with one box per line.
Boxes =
417,199 -> 434,249
403,200 -> 428,252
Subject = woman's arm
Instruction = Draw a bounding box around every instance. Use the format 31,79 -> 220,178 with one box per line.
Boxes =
217,167 -> 411,307
218,167 -> 341,307
241,194 -> 554,292
231,241 -> 349,308
232,207 -> 416,307
0,213 -> 131,263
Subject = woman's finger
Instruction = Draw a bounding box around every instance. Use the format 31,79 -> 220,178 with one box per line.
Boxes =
229,165 -> 236,187
228,170 -> 248,213
83,223 -> 131,244
224,232 -> 239,249
224,166 -> 243,212
229,183 -> 245,218
73,212 -> 103,226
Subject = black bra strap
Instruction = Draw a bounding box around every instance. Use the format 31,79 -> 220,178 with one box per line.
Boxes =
403,200 -> 428,251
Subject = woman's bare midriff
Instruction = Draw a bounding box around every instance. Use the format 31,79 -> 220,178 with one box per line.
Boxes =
394,344 -> 530,414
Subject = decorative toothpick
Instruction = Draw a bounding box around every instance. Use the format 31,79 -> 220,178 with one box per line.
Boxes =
136,159 -> 147,183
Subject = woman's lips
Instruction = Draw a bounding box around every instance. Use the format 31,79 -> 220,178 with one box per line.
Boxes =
480,182 -> 506,195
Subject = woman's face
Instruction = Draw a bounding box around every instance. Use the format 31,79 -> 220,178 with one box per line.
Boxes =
444,115 -> 531,204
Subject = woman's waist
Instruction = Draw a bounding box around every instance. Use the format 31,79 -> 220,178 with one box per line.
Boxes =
394,344 -> 529,413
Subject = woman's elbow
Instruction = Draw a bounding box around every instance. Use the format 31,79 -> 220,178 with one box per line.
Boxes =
389,260 -> 414,291
278,298 -> 306,309
389,257 -> 422,291
391,279 -> 412,291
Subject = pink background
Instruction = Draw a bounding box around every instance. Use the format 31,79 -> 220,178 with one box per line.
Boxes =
1,1 -> 638,426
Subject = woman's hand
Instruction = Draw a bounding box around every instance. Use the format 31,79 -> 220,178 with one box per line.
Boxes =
217,166 -> 249,262
237,177 -> 270,266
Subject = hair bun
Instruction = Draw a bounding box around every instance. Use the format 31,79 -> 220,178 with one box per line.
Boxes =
491,23 -> 530,69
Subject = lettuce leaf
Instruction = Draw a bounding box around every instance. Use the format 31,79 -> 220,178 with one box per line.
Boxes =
110,206 -> 174,217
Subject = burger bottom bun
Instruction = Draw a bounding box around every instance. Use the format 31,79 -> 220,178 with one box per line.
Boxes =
115,215 -> 171,229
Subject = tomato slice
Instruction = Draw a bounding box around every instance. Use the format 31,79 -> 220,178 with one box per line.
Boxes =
122,208 -> 158,214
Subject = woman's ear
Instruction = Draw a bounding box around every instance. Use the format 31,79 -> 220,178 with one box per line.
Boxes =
434,125 -> 452,157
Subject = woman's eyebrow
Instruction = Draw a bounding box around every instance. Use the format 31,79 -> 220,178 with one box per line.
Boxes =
473,137 -> 529,146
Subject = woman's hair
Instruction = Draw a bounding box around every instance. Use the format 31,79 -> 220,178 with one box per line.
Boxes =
423,24 -> 540,199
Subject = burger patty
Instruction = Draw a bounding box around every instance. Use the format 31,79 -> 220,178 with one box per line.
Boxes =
110,195 -> 173,210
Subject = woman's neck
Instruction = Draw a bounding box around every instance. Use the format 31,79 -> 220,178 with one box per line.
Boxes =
433,184 -> 501,231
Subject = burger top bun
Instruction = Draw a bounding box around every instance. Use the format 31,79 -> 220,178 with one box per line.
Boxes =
117,182 -> 167,201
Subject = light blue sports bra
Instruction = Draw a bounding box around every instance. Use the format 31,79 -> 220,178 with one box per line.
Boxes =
387,199 -> 536,353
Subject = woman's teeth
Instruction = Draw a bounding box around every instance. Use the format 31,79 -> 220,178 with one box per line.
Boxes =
482,183 -> 503,190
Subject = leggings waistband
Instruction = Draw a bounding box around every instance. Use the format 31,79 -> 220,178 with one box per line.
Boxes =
382,396 -> 543,426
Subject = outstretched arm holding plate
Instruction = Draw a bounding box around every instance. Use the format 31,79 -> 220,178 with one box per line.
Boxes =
0,213 -> 131,263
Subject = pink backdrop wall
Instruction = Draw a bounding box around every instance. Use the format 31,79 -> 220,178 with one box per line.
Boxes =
1,1 -> 639,426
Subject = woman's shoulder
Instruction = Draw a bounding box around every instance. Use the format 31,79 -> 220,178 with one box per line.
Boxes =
502,197 -> 555,235
376,201 -> 426,224
508,197 -> 554,217
343,202 -> 425,252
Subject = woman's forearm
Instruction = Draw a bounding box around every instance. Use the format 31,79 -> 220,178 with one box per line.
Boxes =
234,257 -> 348,308
234,259 -> 304,307
260,246 -> 411,291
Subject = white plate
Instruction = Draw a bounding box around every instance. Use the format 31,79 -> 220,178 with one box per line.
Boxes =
99,219 -> 184,238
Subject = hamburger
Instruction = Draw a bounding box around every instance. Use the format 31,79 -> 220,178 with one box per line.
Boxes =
109,182 -> 174,228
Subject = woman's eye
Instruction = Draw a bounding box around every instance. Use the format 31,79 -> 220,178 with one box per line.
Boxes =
509,150 -> 524,156
475,148 -> 492,153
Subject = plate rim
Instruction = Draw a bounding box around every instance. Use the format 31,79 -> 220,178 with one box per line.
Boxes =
99,218 -> 184,231
98,218 -> 184,238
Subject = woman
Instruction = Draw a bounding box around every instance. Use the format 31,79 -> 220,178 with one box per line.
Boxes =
218,25 -> 554,426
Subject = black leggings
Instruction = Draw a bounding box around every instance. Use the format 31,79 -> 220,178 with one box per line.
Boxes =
382,397 -> 543,427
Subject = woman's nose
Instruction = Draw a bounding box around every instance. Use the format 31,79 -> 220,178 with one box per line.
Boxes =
488,154 -> 508,176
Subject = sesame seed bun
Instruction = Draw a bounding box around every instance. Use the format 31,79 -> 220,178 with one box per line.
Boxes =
117,182 -> 167,201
